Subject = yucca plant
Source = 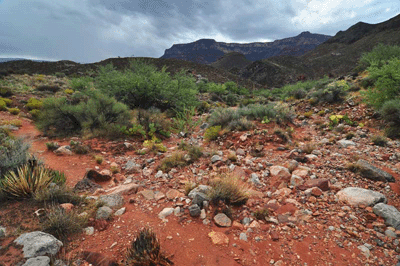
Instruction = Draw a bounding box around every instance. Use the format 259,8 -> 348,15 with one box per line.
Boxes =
1,164 -> 54,198
125,228 -> 173,266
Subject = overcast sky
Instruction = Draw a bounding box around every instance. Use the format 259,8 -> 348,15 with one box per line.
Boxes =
0,0 -> 399,63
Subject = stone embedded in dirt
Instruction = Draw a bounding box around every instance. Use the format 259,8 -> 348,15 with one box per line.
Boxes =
73,178 -> 103,193
250,173 -> 261,186
104,183 -> 139,195
158,208 -> 174,219
114,207 -> 126,216
188,185 -> 211,199
53,146 -> 72,156
98,193 -> 124,208
192,192 -> 210,208
305,154 -> 318,161
155,170 -> 163,178
81,251 -> 118,266
14,231 -> 63,258
299,178 -> 330,191
310,187 -> 323,197
124,160 -> 141,173
208,231 -> 229,245
270,231 -> 279,241
270,166 -> 291,181
22,256 -> 51,266
336,187 -> 387,207
189,204 -> 201,217
200,209 -> 206,219
86,169 -> 112,182
239,232 -> 248,241
96,206 -> 113,220
337,139 -> 356,148
355,159 -> 395,182
211,155 -> 222,163
373,203 -> 400,230
154,191 -> 165,201
292,169 -> 309,178
166,189 -> 182,200
290,175 -> 304,187
240,134 -> 248,141
357,245 -> 370,258
272,188 -> 292,198
213,213 -> 232,227
59,203 -> 74,212
138,189 -> 155,200
236,148 -> 245,155
84,227 -> 94,236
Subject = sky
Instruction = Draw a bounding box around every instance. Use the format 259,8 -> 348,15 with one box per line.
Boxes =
0,0 -> 399,63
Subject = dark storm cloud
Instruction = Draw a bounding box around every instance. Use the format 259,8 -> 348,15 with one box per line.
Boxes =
0,0 -> 399,62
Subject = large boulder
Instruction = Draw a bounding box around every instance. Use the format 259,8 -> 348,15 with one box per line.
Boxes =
373,203 -> 400,230
14,231 -> 63,258
22,256 -> 50,266
336,187 -> 387,206
355,159 -> 395,182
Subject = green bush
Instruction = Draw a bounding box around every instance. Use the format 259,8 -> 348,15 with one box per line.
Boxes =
311,80 -> 349,104
8,108 -> 20,115
204,126 -> 222,141
0,99 -> 6,111
95,62 -> 198,112
34,184 -> 82,205
26,98 -> 43,110
380,99 -> 400,138
135,108 -> 171,138
363,58 -> 400,109
29,109 -> 41,120
0,129 -> 30,177
36,90 -> 131,137
360,43 -> 400,69
69,76 -> 94,91
0,97 -> 12,106
0,87 -> 12,97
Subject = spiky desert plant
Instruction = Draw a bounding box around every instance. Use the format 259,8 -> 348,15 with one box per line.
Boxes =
125,228 -> 173,266
208,175 -> 249,206
0,164 -> 53,198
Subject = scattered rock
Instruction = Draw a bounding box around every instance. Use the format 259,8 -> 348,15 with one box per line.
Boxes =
104,183 -> 139,195
373,203 -> 400,230
300,178 -> 330,191
124,160 -> 141,173
0,226 -> 6,238
188,185 -> 211,199
211,155 -> 222,163
208,231 -> 229,245
114,207 -> 126,216
192,192 -> 210,208
139,189 -> 155,200
355,159 -> 395,182
96,206 -> 113,220
357,245 -> 370,258
189,204 -> 201,217
22,256 -> 51,266
290,175 -> 304,187
14,231 -> 63,258
337,139 -> 356,148
84,227 -> 94,236
336,187 -> 387,206
53,146 -> 72,156
73,178 -> 102,193
166,189 -> 182,200
270,231 -> 279,241
158,208 -> 174,219
213,213 -> 232,227
250,173 -> 261,186
270,166 -> 291,181
59,203 -> 74,212
98,193 -> 124,208
239,232 -> 248,241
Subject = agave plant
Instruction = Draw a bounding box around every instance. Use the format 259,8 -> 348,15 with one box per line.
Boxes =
0,164 -> 54,198
125,228 -> 173,266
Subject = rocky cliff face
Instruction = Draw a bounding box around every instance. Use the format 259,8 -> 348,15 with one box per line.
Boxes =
161,32 -> 332,64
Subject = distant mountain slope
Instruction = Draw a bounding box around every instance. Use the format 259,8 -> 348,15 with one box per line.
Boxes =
161,31 -> 332,64
239,14 -> 400,88
210,52 -> 252,74
0,58 -> 49,63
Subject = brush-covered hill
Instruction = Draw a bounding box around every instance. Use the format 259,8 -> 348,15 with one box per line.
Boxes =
0,57 -> 261,89
238,14 -> 400,88
161,31 -> 331,64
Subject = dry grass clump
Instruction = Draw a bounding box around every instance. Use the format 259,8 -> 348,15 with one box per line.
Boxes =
301,143 -> 315,154
208,175 -> 249,206
158,152 -> 188,173
125,228 -> 173,266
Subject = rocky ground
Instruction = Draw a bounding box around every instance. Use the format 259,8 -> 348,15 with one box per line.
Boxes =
1,96 -> 400,266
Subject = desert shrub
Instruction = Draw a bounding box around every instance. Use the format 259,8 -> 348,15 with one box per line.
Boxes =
94,155 -> 103,164
208,108 -> 239,128
36,85 -> 61,92
158,152 -> 188,172
184,181 -> 197,196
274,128 -> 290,143
36,90 -> 131,137
301,143 -> 315,154
41,206 -> 87,240
380,99 -> 400,138
0,87 -> 12,97
8,108 -> 20,115
0,164 -> 54,198
311,80 -> 349,104
0,99 -> 6,111
227,151 -> 237,162
69,76 -> 94,91
46,142 -> 59,151
172,106 -> 200,133
29,109 -> 41,120
227,117 -> 255,131
135,108 -> 171,138
208,176 -> 249,206
204,126 -> 222,141
125,228 -> 173,266
224,81 -> 249,95
64,89 -> 74,94
34,184 -> 82,205
360,76 -> 376,89
0,97 -> 12,106
0,129 -> 30,177
253,208 -> 269,220
55,72 -> 66,78
143,138 -> 167,153
96,62 -> 198,112
359,43 -> 400,69
48,169 -> 67,185
363,58 -> 400,109
371,135 -> 387,146
178,142 -> 203,161
26,98 -> 43,110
